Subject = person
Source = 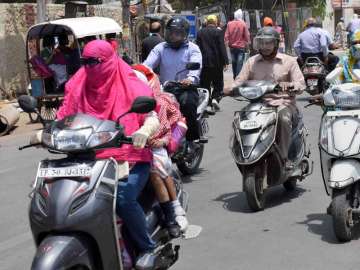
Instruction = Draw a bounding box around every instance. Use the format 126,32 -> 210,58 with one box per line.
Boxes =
196,14 -> 229,112
335,17 -> 346,49
53,40 -> 160,267
133,64 -> 189,237
40,36 -> 55,64
224,9 -> 251,79
346,14 -> 360,45
141,21 -> 164,62
106,33 -> 119,52
143,16 -> 202,153
329,30 -> 360,83
294,17 -> 328,67
227,27 -> 306,168
319,27 -> 340,71
263,16 -> 285,53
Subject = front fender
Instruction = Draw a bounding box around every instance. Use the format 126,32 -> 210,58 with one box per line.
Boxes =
31,235 -> 96,270
329,159 -> 360,189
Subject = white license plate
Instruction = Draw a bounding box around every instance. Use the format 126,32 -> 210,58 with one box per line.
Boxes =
307,79 -> 318,86
239,120 -> 261,130
37,166 -> 92,178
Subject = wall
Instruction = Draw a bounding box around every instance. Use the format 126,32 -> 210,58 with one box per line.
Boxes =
0,3 -> 122,99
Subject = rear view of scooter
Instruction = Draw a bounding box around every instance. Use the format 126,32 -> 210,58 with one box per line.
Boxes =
302,57 -> 328,95
229,81 -> 312,211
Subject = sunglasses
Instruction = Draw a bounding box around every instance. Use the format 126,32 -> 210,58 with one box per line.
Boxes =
80,57 -> 102,66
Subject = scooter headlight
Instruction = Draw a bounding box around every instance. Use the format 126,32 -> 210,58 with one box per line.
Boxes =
87,131 -> 117,148
53,128 -> 92,151
239,86 -> 265,100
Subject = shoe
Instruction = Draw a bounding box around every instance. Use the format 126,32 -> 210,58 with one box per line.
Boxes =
326,203 -> 332,215
206,105 -> 215,115
285,160 -> 295,171
166,222 -> 181,238
135,250 -> 156,270
212,99 -> 220,111
175,215 -> 189,232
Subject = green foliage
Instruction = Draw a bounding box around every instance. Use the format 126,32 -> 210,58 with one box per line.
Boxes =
300,0 -> 327,18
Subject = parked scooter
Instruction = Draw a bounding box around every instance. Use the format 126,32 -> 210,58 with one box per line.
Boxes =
309,69 -> 360,242
302,57 -> 328,95
18,95 -> 198,270
229,80 -> 312,211
163,63 -> 210,175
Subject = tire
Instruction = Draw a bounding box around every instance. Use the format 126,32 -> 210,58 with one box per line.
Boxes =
332,188 -> 353,242
243,166 -> 266,211
283,178 -> 297,191
176,144 -> 204,175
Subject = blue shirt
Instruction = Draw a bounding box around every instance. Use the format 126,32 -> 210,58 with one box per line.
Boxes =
294,26 -> 328,57
143,41 -> 202,84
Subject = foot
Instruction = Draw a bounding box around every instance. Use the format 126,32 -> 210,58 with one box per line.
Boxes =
166,222 -> 181,238
176,215 -> 189,232
206,105 -> 215,115
212,99 -> 220,111
135,250 -> 156,270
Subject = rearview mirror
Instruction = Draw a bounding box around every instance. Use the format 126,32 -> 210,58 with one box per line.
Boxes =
18,95 -> 38,113
129,96 -> 156,114
186,62 -> 201,70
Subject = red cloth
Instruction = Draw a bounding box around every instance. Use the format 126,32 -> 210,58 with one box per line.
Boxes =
57,40 -> 153,162
224,20 -> 250,49
132,64 -> 183,147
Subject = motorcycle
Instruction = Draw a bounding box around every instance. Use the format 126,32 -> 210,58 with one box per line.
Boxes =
312,72 -> 360,242
17,95 -> 198,270
163,63 -> 210,175
229,80 -> 312,211
302,57 -> 328,96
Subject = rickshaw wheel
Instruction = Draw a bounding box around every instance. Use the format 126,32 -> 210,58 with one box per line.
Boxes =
39,98 -> 62,121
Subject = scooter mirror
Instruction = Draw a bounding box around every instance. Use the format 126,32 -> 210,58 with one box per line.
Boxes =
129,96 -> 156,114
186,62 -> 201,70
18,95 -> 38,113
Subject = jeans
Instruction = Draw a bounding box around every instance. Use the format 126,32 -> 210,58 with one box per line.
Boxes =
230,47 -> 245,79
116,163 -> 155,252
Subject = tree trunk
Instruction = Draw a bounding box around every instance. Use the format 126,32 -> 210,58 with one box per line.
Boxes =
121,0 -> 132,58
37,0 -> 46,23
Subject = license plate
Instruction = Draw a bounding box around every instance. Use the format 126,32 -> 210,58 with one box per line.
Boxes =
307,79 -> 318,86
37,166 -> 92,178
239,120 -> 261,130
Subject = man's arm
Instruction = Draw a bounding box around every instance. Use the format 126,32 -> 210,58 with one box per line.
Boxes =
143,44 -> 161,70
320,31 -> 329,57
293,36 -> 301,57
187,44 -> 202,84
224,24 -> 230,46
289,58 -> 306,94
217,30 -> 229,65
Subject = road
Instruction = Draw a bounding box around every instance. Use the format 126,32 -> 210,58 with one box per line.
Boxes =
1,73 -> 359,269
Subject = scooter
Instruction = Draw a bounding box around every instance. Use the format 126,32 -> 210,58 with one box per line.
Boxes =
229,80 -> 312,211
302,56 -> 328,95
311,69 -> 360,242
18,95 -> 196,270
163,63 -> 210,175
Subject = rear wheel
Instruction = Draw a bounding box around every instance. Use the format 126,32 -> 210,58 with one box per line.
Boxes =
177,144 -> 204,175
332,188 -> 353,242
243,164 -> 266,211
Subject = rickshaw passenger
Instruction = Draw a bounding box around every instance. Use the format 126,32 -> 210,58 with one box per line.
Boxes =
106,33 -> 119,52
40,36 -> 55,64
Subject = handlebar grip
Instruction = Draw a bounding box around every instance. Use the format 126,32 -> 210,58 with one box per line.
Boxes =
121,136 -> 133,144
18,143 -> 41,150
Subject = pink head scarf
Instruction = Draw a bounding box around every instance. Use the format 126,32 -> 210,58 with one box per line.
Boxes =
57,40 -> 153,162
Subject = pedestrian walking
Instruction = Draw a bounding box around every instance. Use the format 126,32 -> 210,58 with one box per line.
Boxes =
141,21 -> 164,62
335,17 -> 346,49
196,14 -> 229,112
224,9 -> 250,79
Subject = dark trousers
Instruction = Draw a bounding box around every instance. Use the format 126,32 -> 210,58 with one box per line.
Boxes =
200,66 -> 224,104
172,89 -> 200,141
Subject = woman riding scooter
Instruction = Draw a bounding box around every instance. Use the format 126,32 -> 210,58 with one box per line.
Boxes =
31,40 -> 160,268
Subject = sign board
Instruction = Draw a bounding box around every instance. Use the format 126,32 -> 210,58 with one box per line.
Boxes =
181,15 -> 197,40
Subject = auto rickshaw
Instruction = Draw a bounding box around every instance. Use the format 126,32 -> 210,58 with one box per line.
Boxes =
26,16 -> 122,121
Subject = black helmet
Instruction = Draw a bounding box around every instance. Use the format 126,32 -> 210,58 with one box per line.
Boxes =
253,26 -> 280,56
165,16 -> 190,49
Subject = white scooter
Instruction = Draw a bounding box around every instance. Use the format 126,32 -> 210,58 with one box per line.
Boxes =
315,68 -> 360,242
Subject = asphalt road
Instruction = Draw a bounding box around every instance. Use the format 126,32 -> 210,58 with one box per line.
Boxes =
1,79 -> 359,269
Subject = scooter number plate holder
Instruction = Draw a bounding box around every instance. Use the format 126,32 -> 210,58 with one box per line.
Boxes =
239,119 -> 261,130
37,166 -> 92,178
307,79 -> 318,86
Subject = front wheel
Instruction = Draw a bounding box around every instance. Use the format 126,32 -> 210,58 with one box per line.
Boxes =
176,144 -> 204,175
243,165 -> 266,211
332,188 -> 353,242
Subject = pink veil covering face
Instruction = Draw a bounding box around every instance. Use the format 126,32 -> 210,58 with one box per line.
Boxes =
57,40 -> 153,162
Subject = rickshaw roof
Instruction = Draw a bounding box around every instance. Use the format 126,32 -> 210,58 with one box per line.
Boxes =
27,16 -> 122,39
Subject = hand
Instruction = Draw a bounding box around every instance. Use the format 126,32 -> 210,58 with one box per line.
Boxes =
180,79 -> 192,86
132,130 -> 149,149
279,82 -> 294,92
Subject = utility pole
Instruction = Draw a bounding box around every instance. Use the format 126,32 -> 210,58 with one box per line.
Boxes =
37,0 -> 47,23
121,0 -> 132,58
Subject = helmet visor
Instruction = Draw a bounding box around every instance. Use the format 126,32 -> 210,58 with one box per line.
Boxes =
253,36 -> 276,52
165,28 -> 187,44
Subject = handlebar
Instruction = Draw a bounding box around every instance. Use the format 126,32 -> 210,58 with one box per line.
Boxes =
18,143 -> 41,150
120,136 -> 133,144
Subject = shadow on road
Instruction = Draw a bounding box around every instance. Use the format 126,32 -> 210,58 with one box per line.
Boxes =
180,168 -> 209,184
214,186 -> 307,213
298,213 -> 360,244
